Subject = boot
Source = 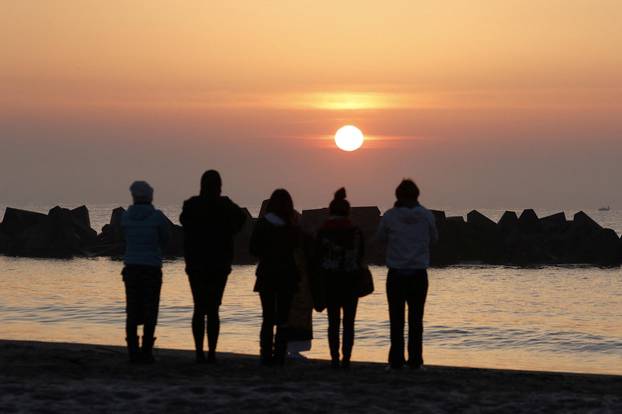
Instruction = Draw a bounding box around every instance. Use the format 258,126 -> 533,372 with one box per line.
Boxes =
273,340 -> 287,367
273,325 -> 288,366
141,336 -> 156,364
126,336 -> 140,364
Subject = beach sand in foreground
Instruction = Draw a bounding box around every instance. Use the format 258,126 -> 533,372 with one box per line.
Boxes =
1,340 -> 621,413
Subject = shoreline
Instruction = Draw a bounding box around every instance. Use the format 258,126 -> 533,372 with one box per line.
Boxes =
1,339 -> 621,412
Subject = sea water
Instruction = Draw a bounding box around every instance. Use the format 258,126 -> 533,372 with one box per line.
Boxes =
0,205 -> 621,375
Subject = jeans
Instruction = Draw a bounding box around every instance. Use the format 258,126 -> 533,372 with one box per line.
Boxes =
122,265 -> 162,341
327,295 -> 358,362
386,269 -> 428,368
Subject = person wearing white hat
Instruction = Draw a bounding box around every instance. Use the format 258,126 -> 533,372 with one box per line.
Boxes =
121,180 -> 170,363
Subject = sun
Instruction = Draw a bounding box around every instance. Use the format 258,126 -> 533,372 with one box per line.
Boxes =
335,125 -> 364,151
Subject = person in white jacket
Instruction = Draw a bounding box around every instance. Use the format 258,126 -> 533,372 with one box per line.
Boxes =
376,179 -> 438,370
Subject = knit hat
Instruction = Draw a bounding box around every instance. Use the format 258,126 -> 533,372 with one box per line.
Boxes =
130,181 -> 154,203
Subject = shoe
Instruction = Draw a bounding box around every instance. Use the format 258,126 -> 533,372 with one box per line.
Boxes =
385,364 -> 403,372
330,359 -> 340,369
260,354 -> 273,367
126,336 -> 140,364
341,360 -> 351,370
141,336 -> 156,364
196,351 -> 207,364
207,351 -> 216,364
407,360 -> 425,370
273,356 -> 286,367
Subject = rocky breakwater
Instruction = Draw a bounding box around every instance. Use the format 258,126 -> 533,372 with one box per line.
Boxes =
0,206 -> 97,258
432,209 -> 622,266
1,206 -> 620,266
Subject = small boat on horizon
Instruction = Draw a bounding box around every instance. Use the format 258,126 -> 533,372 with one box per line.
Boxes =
598,206 -> 610,211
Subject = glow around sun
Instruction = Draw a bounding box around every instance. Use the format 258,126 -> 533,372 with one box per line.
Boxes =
335,125 -> 364,151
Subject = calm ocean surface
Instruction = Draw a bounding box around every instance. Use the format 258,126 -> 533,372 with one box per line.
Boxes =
1,205 -> 621,375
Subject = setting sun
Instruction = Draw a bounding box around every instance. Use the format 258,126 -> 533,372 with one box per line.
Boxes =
335,125 -> 364,152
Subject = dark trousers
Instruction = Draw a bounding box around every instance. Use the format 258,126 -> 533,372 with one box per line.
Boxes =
386,269 -> 429,368
327,296 -> 358,362
187,269 -> 229,357
122,265 -> 162,341
259,290 -> 293,364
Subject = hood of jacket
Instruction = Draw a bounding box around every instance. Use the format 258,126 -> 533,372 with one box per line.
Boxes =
390,205 -> 430,225
264,212 -> 286,227
127,204 -> 157,221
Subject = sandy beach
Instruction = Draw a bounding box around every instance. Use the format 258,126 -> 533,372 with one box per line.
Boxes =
1,340 -> 620,413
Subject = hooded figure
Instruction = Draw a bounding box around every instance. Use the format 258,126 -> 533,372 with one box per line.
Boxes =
121,180 -> 170,364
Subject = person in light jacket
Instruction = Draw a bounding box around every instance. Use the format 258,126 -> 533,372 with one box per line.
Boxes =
121,181 -> 170,363
376,179 -> 438,370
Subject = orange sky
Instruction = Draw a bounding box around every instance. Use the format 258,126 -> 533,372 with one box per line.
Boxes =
1,1 -> 621,208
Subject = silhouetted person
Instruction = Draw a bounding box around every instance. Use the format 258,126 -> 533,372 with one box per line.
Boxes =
259,199 -> 314,360
376,179 -> 438,370
180,170 -> 246,363
121,181 -> 170,363
250,189 -> 301,366
315,188 -> 364,369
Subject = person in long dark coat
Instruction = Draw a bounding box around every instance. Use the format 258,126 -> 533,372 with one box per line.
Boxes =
249,189 -> 301,366
180,170 -> 246,363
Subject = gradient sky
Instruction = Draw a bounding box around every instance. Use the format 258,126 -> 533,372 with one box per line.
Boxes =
1,1 -> 621,210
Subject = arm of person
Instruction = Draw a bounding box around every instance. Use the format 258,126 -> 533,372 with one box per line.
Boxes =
313,229 -> 325,269
428,211 -> 439,244
249,220 -> 265,258
226,197 -> 247,234
179,200 -> 188,228
157,212 -> 171,248
375,213 -> 389,245
120,211 -> 128,241
357,227 -> 366,264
